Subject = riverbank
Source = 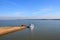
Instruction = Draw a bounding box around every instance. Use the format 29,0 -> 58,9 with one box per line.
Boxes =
0,25 -> 26,36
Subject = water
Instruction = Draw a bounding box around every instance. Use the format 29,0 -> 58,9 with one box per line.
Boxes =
0,19 -> 60,40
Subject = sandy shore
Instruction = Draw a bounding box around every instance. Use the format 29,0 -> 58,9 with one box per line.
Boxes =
0,25 -> 26,36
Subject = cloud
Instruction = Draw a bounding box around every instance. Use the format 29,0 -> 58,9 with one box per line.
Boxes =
0,10 -> 29,20
32,13 -> 60,19
32,8 -> 53,16
30,6 -> 60,19
24,14 -> 60,19
40,8 -> 52,12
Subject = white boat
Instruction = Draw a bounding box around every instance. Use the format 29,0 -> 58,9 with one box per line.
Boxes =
27,24 -> 34,31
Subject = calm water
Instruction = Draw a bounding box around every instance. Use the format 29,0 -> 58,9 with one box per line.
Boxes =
0,19 -> 60,40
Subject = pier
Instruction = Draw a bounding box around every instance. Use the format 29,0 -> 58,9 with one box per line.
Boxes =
0,25 -> 26,36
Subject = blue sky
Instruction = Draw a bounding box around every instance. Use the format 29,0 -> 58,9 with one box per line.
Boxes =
0,0 -> 60,19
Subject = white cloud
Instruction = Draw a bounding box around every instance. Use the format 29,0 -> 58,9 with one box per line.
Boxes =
32,5 -> 53,15
30,6 -> 60,19
0,11 -> 25,19
40,8 -> 52,12
33,13 -> 60,19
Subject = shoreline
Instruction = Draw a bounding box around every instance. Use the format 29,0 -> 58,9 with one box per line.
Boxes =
0,25 -> 26,36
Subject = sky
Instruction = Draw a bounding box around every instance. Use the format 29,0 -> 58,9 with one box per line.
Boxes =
0,0 -> 60,19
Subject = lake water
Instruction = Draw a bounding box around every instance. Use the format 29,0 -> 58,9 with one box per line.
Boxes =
0,19 -> 60,40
